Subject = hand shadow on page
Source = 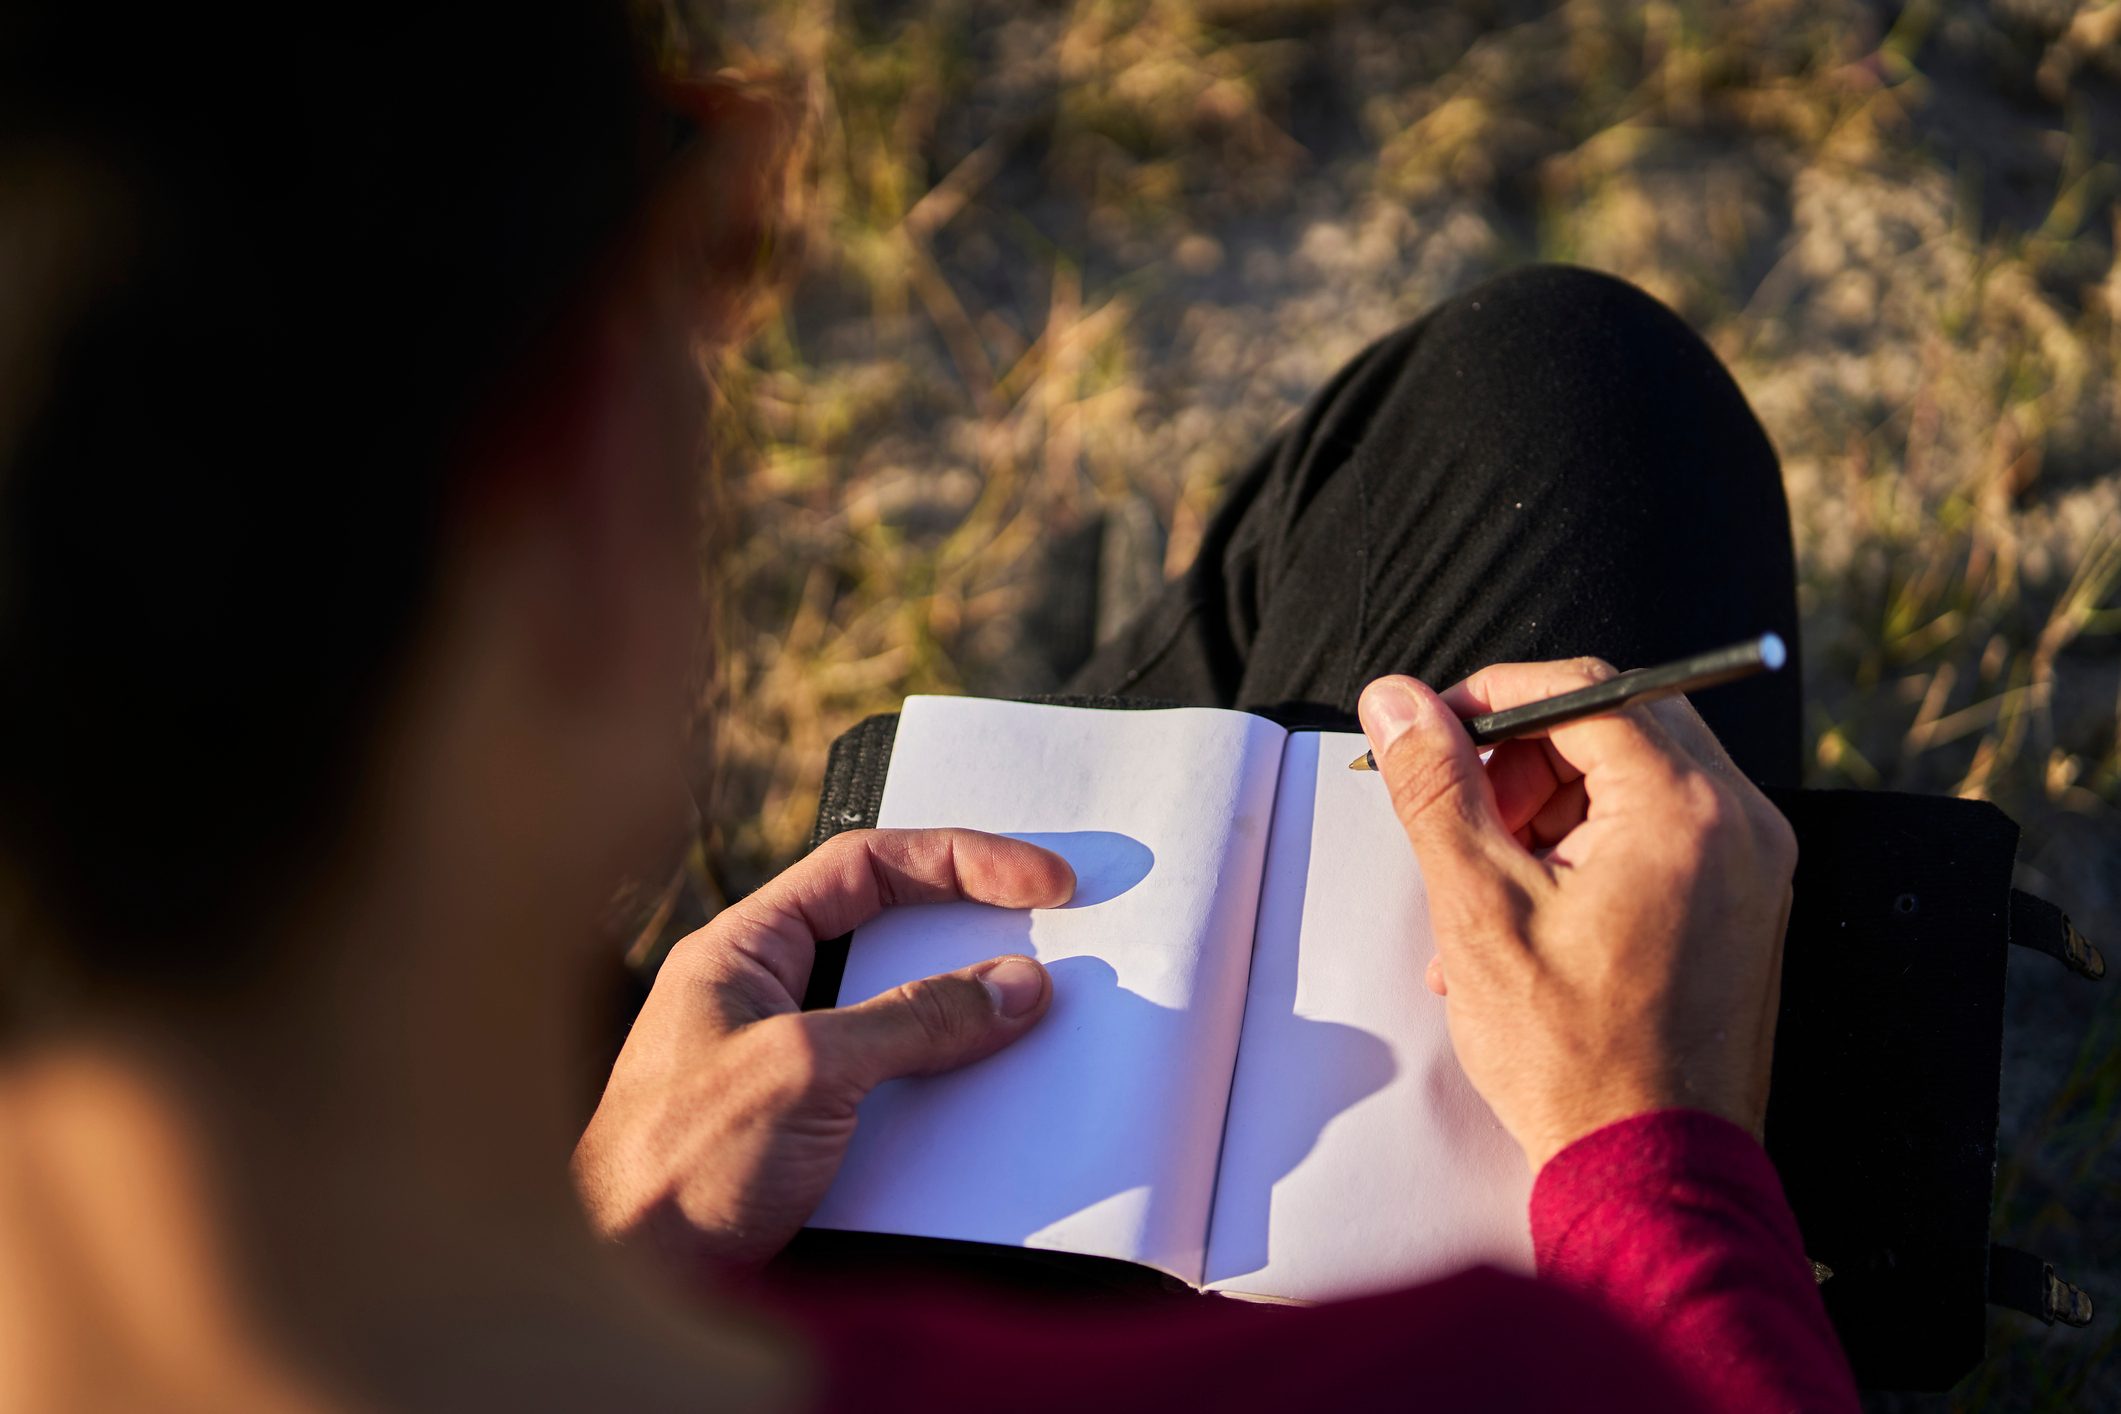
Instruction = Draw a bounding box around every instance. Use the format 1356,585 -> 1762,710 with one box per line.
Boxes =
834,821 -> 1392,1273
1202,731 -> 1399,1287
1008,827 -> 1207,1260
828,831 -> 1176,1246
830,830 -> 1201,1257
1005,830 -> 1155,908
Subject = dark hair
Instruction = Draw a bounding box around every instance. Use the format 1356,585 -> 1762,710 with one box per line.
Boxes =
0,4 -> 672,1025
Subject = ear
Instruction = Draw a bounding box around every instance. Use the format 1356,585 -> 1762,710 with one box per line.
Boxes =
658,72 -> 803,346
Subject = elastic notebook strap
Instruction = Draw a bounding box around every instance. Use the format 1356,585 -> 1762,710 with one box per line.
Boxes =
2007,888 -> 2107,981
1987,1245 -> 2096,1327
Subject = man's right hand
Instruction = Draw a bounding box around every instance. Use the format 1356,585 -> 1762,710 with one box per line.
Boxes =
1358,659 -> 1797,1174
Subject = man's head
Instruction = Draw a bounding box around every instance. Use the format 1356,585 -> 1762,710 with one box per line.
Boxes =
0,4 -> 764,1037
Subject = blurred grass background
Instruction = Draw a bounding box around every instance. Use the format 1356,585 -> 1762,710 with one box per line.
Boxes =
666,0 -> 2119,1404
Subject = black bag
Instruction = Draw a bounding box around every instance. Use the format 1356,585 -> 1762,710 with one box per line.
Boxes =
793,703 -> 2103,1391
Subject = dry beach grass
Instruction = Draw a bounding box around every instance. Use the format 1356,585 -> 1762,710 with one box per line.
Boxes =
666,1 -> 2121,1403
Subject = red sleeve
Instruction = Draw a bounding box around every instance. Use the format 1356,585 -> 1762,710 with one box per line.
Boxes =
1530,1108 -> 1860,1413
792,1265 -> 1709,1413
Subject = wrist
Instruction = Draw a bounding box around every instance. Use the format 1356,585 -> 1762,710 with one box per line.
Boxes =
1518,1094 -> 1689,1175
1516,1072 -> 1765,1175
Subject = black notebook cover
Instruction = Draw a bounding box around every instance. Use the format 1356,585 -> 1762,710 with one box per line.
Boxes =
788,703 -> 2018,1389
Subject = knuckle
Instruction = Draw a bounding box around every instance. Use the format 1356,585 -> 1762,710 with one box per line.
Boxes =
654,922 -> 724,984
1758,803 -> 1799,877
1666,694 -> 1712,734
893,976 -> 972,1049
817,828 -> 878,871
1568,655 -> 1620,685
1643,697 -> 1697,740
752,1015 -> 826,1099
1658,774 -> 1736,871
1677,773 -> 1731,834
788,830 -> 877,904
866,828 -> 955,910
1383,745 -> 1475,832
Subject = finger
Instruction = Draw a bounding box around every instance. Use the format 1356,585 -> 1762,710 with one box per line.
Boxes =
1443,656 -> 1620,738
1444,659 -> 1611,825
1424,954 -> 1447,997
799,954 -> 1052,1092
1453,663 -> 1686,793
1448,656 -> 1732,785
1482,736 -> 1575,837
1359,675 -> 1542,926
1524,774 -> 1589,849
1641,694 -> 1743,781
722,829 -> 1075,998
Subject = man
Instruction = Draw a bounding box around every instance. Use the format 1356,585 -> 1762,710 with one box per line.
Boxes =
0,5 -> 1856,1409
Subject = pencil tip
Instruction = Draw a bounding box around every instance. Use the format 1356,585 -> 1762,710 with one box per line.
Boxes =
1348,750 -> 1376,771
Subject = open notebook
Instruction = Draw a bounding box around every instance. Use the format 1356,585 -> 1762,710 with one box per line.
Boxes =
806,695 -> 1531,1302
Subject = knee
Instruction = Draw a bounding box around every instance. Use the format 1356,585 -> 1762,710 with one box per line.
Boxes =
1423,264 -> 1713,389
1403,263 -> 1768,464
1352,263 -> 1779,512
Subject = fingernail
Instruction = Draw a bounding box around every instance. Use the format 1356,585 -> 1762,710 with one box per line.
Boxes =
977,956 -> 1047,1018
1359,677 -> 1423,750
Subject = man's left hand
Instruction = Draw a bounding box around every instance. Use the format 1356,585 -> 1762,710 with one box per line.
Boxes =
573,827 -> 1069,1271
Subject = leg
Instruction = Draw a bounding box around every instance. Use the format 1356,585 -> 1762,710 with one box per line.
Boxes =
1069,264 -> 1803,786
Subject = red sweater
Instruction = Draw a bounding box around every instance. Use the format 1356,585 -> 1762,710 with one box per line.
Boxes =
795,1110 -> 1860,1412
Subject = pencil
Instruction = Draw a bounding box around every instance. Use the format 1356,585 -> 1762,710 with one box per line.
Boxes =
1348,632 -> 1787,771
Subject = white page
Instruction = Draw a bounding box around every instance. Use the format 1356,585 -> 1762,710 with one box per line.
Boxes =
808,696 -> 1286,1284
1202,730 -> 1532,1300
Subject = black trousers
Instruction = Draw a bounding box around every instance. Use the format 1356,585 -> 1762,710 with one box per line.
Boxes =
1068,264 -> 1804,788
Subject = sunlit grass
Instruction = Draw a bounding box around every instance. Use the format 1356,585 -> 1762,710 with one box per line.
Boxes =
678,4 -> 2120,1396
692,0 -> 2118,876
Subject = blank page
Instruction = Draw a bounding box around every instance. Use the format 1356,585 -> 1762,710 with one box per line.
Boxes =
1202,730 -> 1532,1301
808,696 -> 1286,1284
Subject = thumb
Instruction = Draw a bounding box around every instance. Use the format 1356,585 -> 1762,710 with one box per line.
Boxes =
1359,675 -> 1523,905
803,955 -> 1052,1094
